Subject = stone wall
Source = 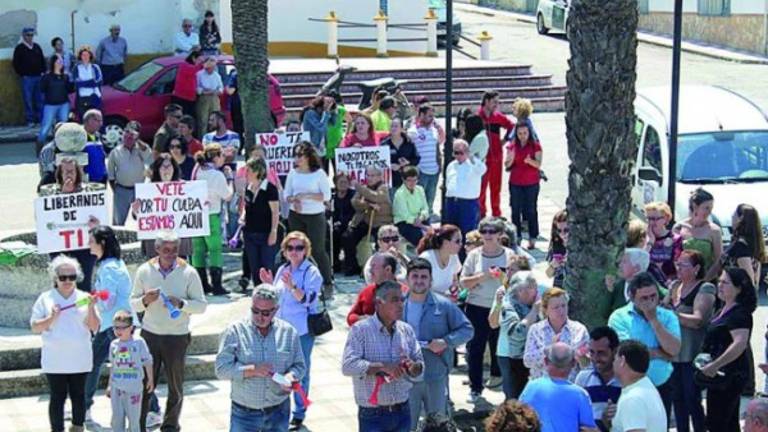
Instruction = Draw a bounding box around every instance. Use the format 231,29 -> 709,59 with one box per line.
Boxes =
639,12 -> 766,55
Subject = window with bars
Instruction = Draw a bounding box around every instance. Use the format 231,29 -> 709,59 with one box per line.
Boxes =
698,0 -> 731,16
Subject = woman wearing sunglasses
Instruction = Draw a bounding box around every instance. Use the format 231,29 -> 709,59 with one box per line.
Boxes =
31,255 -> 100,432
259,231 -> 322,431
362,224 -> 409,284
461,217 -> 518,402
417,224 -> 463,299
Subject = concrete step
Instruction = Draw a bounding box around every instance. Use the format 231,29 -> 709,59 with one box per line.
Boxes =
279,74 -> 556,95
0,354 -> 216,399
273,64 -> 534,84
285,96 -> 566,115
0,330 -> 220,372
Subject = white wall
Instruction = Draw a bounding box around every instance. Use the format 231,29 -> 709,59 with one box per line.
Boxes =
648,0 -> 766,14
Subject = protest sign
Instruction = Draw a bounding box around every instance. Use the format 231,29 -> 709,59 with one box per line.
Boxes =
134,181 -> 210,240
35,191 -> 108,253
334,147 -> 392,186
257,131 -> 309,176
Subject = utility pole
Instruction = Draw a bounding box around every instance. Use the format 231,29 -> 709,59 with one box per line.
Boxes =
668,0 -> 683,219
441,0 -> 454,208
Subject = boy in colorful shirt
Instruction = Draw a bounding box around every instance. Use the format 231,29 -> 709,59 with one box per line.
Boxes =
107,310 -> 154,432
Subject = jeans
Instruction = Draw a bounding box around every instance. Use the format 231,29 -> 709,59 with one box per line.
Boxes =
47,373 -> 88,432
244,231 -> 278,283
230,399 -> 290,432
358,402 -> 411,432
656,379 -> 673,430
670,362 -> 705,432
442,197 -> 480,240
140,331 -> 190,432
21,75 -> 43,123
464,304 -> 500,393
408,377 -> 449,429
38,103 -> 70,142
418,172 -> 439,217
293,334 -> 315,420
509,183 -> 540,240
497,356 -> 529,400
85,327 -> 116,410
112,184 -> 136,226
288,211 -> 332,285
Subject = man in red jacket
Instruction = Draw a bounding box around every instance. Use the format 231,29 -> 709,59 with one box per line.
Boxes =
477,90 -> 515,218
346,253 -> 407,326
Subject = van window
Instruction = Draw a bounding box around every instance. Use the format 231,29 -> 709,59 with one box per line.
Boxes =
642,126 -> 662,173
635,118 -> 645,148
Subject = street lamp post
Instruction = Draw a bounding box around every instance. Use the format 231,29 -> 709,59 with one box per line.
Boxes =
441,0 -> 454,209
668,0 -> 683,219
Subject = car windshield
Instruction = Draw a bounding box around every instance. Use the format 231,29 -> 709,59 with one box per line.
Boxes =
113,61 -> 164,92
678,131 -> 768,183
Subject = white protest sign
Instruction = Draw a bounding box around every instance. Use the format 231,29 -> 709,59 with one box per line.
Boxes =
257,131 -> 309,177
35,191 -> 108,253
335,146 -> 392,186
134,181 -> 210,240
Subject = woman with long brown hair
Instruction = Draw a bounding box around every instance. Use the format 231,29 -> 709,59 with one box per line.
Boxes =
417,224 -> 462,298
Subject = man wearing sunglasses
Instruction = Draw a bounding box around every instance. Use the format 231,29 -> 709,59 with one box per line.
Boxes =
443,139 -> 486,239
343,280 -> 425,432
130,230 -> 208,432
153,103 -> 183,158
174,19 -> 200,55
13,27 -> 46,127
215,284 -> 306,431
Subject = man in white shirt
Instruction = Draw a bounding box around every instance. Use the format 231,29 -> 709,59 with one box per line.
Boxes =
174,19 -> 200,55
443,139 -> 486,239
195,57 -> 223,139
407,104 -> 442,218
610,340 -> 667,432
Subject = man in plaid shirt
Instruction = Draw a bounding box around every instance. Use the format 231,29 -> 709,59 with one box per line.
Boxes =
342,280 -> 425,432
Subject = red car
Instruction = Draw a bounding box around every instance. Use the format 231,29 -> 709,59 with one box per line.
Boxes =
96,54 -> 286,149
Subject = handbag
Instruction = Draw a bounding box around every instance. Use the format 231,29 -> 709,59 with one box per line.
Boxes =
307,296 -> 333,336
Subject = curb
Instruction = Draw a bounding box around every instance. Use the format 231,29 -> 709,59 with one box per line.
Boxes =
455,3 -> 768,65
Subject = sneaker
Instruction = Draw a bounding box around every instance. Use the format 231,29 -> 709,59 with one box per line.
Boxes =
85,409 -> 92,423
485,376 -> 503,389
289,418 -> 304,431
466,391 -> 480,404
146,411 -> 163,428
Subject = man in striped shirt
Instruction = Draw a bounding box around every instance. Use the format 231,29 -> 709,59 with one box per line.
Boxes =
574,326 -> 622,432
203,110 -> 241,169
342,280 -> 425,432
407,104 -> 442,219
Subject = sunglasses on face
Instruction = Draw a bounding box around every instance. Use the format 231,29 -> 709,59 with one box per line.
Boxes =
647,216 -> 664,221
453,151 -> 465,156
169,144 -> 182,149
479,229 -> 499,235
58,274 -> 77,282
251,307 -> 276,317
285,244 -> 306,252
113,325 -> 131,331
380,236 -> 399,243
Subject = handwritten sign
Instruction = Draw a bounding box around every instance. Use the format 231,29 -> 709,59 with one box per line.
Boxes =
134,181 -> 210,240
257,131 -> 309,177
35,191 -> 108,253
335,146 -> 392,186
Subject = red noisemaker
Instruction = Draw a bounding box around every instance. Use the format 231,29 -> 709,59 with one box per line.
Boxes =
368,373 -> 392,406
59,290 -> 110,311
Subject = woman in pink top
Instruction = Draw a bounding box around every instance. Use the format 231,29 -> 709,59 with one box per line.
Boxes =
172,50 -> 204,116
340,113 -> 378,147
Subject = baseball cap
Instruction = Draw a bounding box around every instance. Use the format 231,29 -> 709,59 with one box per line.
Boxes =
22,27 -> 35,34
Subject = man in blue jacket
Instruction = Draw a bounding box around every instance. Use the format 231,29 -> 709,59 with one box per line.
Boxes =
404,258 -> 474,429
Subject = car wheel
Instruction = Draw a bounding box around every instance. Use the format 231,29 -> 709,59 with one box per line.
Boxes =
103,117 -> 126,152
537,14 -> 549,35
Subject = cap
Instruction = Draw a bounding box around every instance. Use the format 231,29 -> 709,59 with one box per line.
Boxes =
22,27 -> 35,34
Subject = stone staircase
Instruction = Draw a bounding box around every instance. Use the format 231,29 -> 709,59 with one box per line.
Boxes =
271,59 -> 566,116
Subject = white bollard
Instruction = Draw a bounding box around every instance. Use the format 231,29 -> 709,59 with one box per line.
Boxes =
374,10 -> 388,57
326,11 -> 339,58
478,31 -> 493,61
425,9 -> 438,57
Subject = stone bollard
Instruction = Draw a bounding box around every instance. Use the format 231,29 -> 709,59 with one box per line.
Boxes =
479,30 -> 493,61
424,8 -> 438,57
326,11 -> 339,58
374,9 -> 388,57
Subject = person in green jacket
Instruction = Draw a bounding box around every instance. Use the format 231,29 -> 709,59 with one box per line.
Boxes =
325,91 -> 346,170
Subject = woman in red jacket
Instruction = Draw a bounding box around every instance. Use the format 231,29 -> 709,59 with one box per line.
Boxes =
341,113 -> 378,148
504,119 -> 542,250
172,50 -> 203,117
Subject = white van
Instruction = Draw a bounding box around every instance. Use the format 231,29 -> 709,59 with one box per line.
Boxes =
633,85 -> 768,243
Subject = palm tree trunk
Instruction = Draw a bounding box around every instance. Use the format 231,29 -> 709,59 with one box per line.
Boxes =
231,0 -> 274,152
564,0 -> 639,328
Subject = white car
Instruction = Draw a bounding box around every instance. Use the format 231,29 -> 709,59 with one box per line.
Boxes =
633,85 -> 768,244
536,0 -> 570,35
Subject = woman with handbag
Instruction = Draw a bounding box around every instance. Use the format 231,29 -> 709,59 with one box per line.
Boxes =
259,231 -> 324,431
662,250 -> 716,432
697,267 -> 757,431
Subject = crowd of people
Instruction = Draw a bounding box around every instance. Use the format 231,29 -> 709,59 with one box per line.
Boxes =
18,15 -> 768,432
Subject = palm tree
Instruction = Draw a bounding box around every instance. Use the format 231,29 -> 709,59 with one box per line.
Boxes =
231,0 -> 274,151
564,0 -> 639,328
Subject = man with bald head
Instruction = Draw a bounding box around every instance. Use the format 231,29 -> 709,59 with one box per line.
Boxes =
745,398 -> 768,432
519,342 -> 597,432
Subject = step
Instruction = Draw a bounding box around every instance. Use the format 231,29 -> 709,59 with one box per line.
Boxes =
0,354 -> 216,398
273,64 -> 534,84
281,85 -> 567,107
278,74 -> 556,95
